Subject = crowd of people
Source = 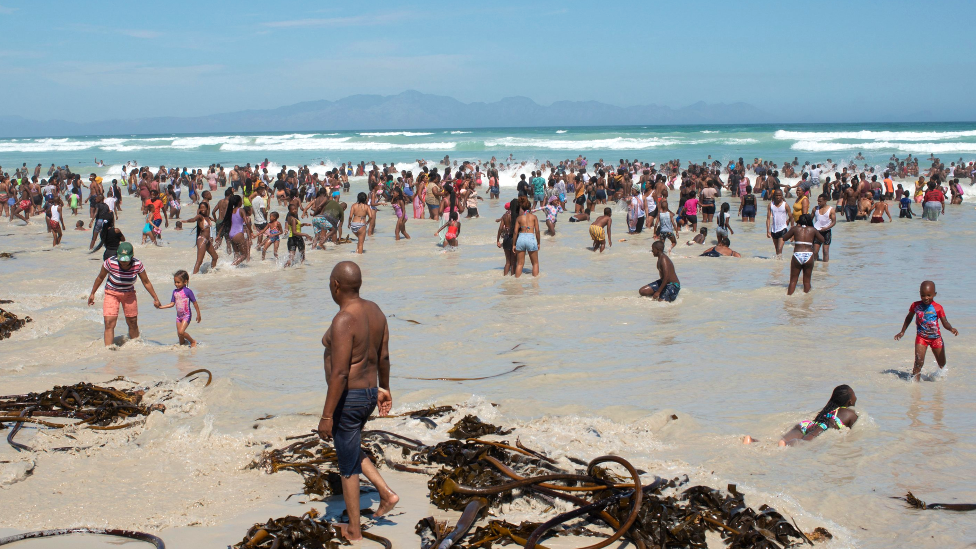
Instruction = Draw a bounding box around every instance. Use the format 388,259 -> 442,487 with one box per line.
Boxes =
2,150 -> 967,541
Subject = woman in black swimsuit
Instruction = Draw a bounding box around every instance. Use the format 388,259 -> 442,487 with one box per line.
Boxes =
700,236 -> 740,257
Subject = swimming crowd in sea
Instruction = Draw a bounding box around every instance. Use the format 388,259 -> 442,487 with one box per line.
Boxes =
1,151 -> 967,540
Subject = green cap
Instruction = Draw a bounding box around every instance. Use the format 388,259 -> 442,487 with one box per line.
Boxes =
116,242 -> 134,262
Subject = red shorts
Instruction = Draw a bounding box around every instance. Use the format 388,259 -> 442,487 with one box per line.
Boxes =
103,289 -> 138,318
48,219 -> 59,230
915,334 -> 944,349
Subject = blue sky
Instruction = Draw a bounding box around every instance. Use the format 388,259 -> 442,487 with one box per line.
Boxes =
0,0 -> 972,123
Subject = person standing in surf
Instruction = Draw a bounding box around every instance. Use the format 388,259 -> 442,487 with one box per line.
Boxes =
894,281 -> 959,381
87,242 -> 163,346
766,189 -> 792,258
316,261 -> 398,541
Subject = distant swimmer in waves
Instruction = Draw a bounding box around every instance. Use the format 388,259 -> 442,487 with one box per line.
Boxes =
743,385 -> 858,446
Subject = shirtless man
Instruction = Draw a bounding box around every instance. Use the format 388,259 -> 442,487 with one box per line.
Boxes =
316,262 -> 398,541
639,241 -> 681,302
869,195 -> 892,223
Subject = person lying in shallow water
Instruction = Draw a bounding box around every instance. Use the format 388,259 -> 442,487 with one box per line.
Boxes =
743,384 -> 858,446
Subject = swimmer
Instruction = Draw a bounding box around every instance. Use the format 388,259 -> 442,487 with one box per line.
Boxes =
686,227 -> 707,246
894,281 -> 959,381
639,241 -> 680,302
744,385 -> 858,446
869,194 -> 892,223
781,213 -> 824,295
589,207 -> 613,253
700,236 -> 740,257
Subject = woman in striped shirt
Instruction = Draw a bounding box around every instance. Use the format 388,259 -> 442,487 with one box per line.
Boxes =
87,242 -> 162,346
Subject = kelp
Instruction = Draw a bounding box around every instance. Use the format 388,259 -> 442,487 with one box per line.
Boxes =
0,370 -> 211,452
0,307 -> 31,340
253,412 -> 831,549
894,491 -> 976,511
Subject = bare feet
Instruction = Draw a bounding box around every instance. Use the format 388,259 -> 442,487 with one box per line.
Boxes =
374,491 -> 399,517
742,435 -> 756,444
336,523 -> 362,541
778,439 -> 787,447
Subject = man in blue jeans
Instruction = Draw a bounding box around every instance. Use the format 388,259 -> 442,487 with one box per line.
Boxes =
316,261 -> 398,541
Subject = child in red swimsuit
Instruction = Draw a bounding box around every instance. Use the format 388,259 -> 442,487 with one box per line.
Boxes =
894,280 -> 959,381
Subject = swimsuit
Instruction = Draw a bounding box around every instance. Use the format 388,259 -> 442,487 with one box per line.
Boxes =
792,241 -> 814,264
589,224 -> 606,241
700,247 -> 722,258
798,407 -> 848,435
646,279 -> 680,302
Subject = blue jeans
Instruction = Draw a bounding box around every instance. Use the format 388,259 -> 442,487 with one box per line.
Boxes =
332,387 -> 378,477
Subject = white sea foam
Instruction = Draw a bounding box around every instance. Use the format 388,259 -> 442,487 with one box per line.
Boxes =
358,131 -> 434,137
775,129 -> 976,141
484,137 -> 681,150
555,130 -> 567,133
792,140 -> 976,154
700,130 -> 720,134
448,131 -> 471,134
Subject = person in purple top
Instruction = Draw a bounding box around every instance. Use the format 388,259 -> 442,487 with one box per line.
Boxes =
158,269 -> 202,347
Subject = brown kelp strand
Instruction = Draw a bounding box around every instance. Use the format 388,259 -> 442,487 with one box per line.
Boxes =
0,307 -> 31,341
233,509 -> 393,549
0,528 -> 165,548
894,491 -> 976,511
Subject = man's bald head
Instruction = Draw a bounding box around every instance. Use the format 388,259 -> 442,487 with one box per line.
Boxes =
331,261 -> 362,292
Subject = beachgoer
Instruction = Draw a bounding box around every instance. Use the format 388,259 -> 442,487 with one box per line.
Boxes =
349,192 -> 371,254
812,194 -> 836,262
86,242 -> 162,346
766,190 -> 792,258
639,241 -> 680,302
780,213 -> 824,295
157,270 -> 201,347
700,236 -> 740,257
894,281 -> 959,381
589,207 -> 613,253
744,385 -> 858,446
654,199 -> 677,254
512,196 -> 540,278
316,261 -> 398,541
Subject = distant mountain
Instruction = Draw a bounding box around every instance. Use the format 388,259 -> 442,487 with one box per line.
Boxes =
0,90 -> 774,137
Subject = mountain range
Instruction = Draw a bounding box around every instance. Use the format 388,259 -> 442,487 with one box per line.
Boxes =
0,90 -> 773,137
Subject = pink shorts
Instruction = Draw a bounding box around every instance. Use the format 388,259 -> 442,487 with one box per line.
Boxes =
103,289 -> 138,318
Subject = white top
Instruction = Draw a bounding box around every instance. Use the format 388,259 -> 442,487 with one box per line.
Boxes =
251,195 -> 267,224
105,197 -> 117,211
50,203 -> 61,224
814,206 -> 832,230
770,201 -> 789,232
645,193 -> 657,213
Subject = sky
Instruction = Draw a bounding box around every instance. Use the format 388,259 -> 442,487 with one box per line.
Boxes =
0,0 -> 973,123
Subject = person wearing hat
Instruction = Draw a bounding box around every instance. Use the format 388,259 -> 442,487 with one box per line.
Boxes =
87,242 -> 162,346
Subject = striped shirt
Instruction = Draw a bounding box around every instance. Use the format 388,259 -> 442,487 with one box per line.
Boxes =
103,257 -> 144,293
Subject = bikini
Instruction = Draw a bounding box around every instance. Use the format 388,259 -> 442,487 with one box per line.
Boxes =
792,240 -> 814,264
798,407 -> 848,435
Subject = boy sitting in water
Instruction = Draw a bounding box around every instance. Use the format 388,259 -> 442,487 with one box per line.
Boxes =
74,220 -> 86,231
589,207 -> 613,253
686,227 -> 707,245
639,241 -> 681,302
894,280 -> 958,381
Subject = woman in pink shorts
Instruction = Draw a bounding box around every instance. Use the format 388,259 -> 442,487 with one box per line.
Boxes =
87,242 -> 162,346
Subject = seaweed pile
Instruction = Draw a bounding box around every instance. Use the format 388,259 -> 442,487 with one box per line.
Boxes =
0,369 -> 211,452
249,409 -> 830,549
234,509 -> 392,549
0,306 -> 31,340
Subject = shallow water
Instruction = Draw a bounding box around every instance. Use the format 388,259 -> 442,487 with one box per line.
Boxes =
1,178 -> 974,548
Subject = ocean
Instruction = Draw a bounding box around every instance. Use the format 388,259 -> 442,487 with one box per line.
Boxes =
3,122 -> 976,184
1,122 -> 975,548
